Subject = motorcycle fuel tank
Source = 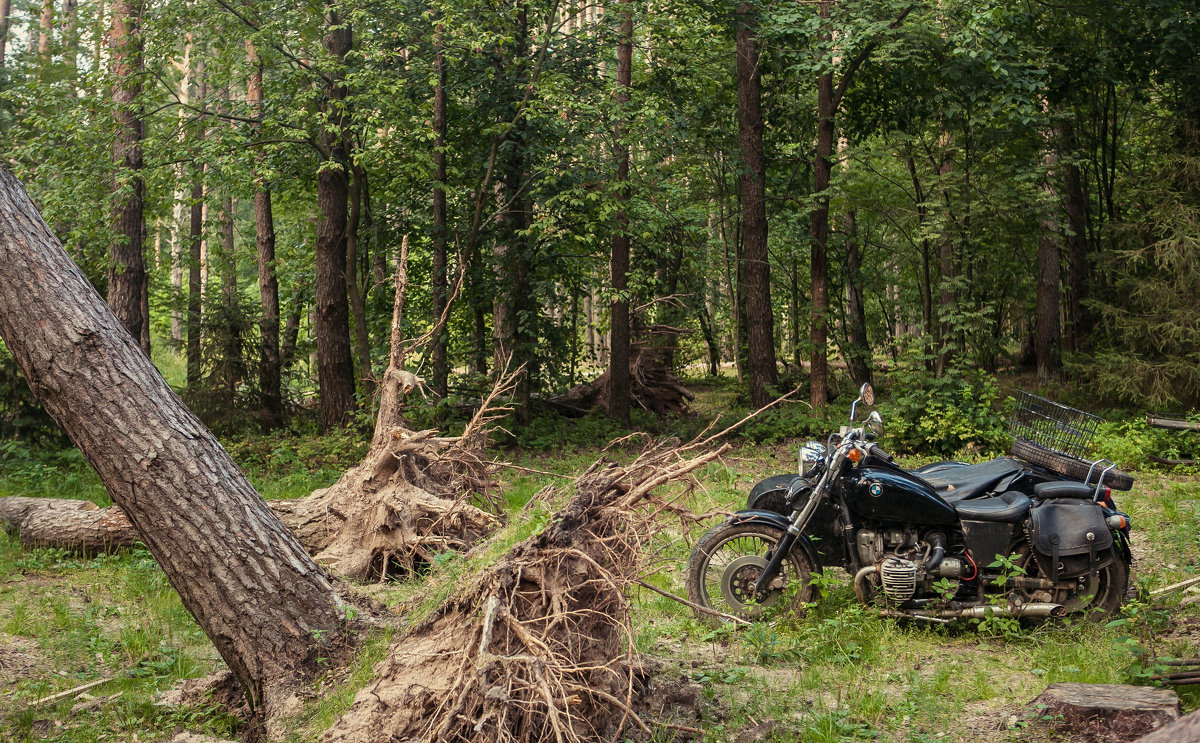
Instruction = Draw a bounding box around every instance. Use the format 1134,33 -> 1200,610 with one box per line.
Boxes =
842,466 -> 959,526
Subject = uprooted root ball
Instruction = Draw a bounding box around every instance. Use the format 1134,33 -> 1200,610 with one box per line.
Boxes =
322,439 -> 726,743
271,427 -> 501,582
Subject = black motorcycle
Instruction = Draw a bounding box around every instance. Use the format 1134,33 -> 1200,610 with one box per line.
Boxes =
685,386 -> 1134,623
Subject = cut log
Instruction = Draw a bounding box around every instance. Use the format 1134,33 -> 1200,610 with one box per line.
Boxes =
1031,683 -> 1180,742
1135,709 -> 1200,743
1146,416 -> 1200,431
21,506 -> 139,552
0,497 -> 97,533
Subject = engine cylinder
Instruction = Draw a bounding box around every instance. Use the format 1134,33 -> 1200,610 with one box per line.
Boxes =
880,557 -> 918,602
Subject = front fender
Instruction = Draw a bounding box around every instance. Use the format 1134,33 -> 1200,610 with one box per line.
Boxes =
726,510 -> 824,574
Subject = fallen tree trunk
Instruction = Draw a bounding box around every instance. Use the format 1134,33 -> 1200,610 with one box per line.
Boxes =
322,436 -> 728,742
0,496 -> 98,532
20,506 -> 140,551
0,164 -> 349,714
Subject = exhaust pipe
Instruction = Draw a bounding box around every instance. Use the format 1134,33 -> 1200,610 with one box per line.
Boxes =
914,602 -> 1068,619
854,564 -> 1068,619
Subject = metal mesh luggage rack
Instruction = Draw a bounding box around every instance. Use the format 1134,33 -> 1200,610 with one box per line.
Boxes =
1009,391 -> 1102,459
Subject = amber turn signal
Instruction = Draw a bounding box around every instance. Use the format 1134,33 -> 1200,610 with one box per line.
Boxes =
846,448 -> 863,464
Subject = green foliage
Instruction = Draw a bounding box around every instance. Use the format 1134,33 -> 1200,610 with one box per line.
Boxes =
884,366 -> 1010,457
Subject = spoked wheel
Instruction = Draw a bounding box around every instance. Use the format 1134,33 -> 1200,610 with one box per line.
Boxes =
1014,544 -> 1129,617
685,523 -> 818,625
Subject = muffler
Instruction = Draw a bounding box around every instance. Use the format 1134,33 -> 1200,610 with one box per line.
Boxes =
912,602 -> 1067,619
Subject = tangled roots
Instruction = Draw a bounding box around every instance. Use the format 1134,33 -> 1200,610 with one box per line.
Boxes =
322,438 -> 726,742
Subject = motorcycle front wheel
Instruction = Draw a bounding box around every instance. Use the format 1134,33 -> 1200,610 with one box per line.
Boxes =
685,522 -> 818,625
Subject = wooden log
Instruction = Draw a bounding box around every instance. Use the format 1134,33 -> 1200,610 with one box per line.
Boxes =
1135,709 -> 1200,743
0,496 -> 97,533
1146,416 -> 1200,431
1032,683 -> 1180,742
1148,455 -> 1200,466
20,506 -> 139,552
0,495 -> 331,555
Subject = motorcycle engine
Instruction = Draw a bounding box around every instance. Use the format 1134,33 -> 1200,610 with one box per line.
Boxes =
859,528 -> 967,603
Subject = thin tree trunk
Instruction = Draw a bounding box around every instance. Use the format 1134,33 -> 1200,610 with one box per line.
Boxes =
492,1 -> 532,425
346,165 -> 372,394
736,0 -> 776,407
0,165 -> 348,713
315,9 -> 356,429
1060,118 -> 1089,353
606,0 -> 632,425
430,21 -> 449,398
1036,155 -> 1063,383
38,0 -> 52,60
186,172 -> 204,388
0,0 -> 11,69
219,194 -> 239,401
810,19 -> 833,407
107,0 -> 149,355
843,208 -> 871,386
247,40 -> 282,426
60,0 -> 76,69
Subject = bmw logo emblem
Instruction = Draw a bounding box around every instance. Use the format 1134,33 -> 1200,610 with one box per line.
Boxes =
869,483 -> 883,497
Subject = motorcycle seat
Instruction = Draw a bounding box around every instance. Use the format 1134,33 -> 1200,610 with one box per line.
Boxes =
1034,481 -> 1095,499
918,457 -> 1024,502
953,490 -> 1032,522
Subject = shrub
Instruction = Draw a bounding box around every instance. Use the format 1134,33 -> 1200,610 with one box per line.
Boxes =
884,367 -> 1010,457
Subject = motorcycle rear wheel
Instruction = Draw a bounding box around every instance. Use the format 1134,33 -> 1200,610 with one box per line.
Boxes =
685,523 -> 818,625
1016,545 -> 1129,617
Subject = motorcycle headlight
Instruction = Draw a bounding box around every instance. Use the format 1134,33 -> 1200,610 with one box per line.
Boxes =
798,441 -> 827,477
866,410 -> 884,437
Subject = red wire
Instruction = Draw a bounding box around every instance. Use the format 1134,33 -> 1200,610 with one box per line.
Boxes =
963,551 -> 979,581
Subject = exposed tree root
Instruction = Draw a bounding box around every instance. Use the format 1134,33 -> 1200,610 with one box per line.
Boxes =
322,436 -> 728,743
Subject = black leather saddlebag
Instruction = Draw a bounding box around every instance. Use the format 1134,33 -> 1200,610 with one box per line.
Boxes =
1029,499 -> 1112,557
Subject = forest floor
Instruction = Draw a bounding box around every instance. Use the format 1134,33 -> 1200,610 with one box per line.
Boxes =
1,385 -> 1198,742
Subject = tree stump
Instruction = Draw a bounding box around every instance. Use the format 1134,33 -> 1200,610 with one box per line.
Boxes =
1135,709 -> 1200,743
1032,683 -> 1180,742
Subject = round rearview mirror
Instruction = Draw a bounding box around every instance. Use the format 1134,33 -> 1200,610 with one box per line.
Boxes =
867,410 -> 884,436
860,383 -> 875,406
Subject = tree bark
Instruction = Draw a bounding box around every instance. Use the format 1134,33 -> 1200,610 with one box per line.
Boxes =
491,1 -> 533,425
1036,157 -> 1063,383
106,0 -> 149,355
247,41 -> 282,426
843,208 -> 872,386
315,10 -> 357,430
38,0 -> 52,60
186,172 -> 204,388
430,21 -> 449,398
0,165 -> 347,712
606,0 -> 632,426
1060,118 -> 1090,353
810,5 -> 834,407
346,165 -> 373,394
736,1 -> 777,408
0,0 -> 11,69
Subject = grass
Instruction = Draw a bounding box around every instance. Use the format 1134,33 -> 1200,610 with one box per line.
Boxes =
0,384 -> 1198,742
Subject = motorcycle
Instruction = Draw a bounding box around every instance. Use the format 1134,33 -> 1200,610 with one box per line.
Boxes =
685,385 -> 1135,623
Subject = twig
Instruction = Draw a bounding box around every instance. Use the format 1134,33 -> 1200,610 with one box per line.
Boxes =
30,678 -> 113,709
1150,576 -> 1200,597
691,385 -> 807,450
634,579 -> 749,626
490,460 -> 575,480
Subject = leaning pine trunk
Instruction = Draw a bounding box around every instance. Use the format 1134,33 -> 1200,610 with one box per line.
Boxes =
0,165 -> 349,713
